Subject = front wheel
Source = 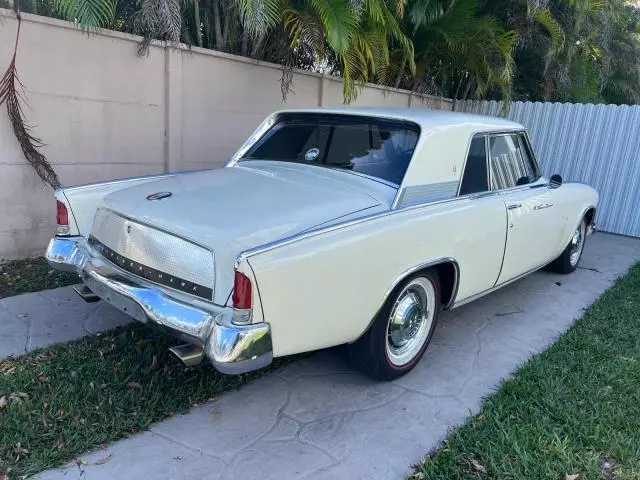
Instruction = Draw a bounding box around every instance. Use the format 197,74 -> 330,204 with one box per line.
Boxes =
546,218 -> 587,274
347,269 -> 440,381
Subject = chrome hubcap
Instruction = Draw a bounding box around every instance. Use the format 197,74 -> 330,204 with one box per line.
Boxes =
386,277 -> 436,367
569,221 -> 586,266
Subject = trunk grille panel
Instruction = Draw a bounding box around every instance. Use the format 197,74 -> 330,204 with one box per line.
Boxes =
90,209 -> 215,299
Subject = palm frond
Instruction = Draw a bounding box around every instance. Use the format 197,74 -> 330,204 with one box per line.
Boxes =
380,4 -> 414,73
0,20 -> 61,189
309,0 -> 358,54
283,8 -> 325,56
234,0 -> 281,37
407,0 -> 443,30
54,0 -> 116,28
133,0 -> 182,55
531,5 -> 565,55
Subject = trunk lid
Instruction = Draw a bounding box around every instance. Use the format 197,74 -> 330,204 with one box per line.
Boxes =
97,163 -> 384,301
101,164 -> 381,251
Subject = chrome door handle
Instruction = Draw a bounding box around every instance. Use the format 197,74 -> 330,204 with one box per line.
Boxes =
507,204 -> 522,210
534,203 -> 553,210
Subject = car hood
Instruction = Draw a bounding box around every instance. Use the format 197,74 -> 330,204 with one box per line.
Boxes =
99,164 -> 383,300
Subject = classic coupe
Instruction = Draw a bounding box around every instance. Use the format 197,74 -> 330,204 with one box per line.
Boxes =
46,108 -> 597,380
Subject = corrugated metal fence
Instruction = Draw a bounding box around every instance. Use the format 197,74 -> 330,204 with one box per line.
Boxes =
455,100 -> 640,238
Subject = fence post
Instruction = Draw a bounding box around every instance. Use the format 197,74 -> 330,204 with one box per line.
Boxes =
318,73 -> 325,107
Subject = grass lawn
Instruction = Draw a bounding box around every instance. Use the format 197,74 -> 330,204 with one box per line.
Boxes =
0,324 -> 291,479
413,262 -> 640,480
0,258 -> 78,299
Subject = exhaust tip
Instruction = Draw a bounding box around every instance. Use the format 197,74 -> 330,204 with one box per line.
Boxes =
73,285 -> 100,303
169,344 -> 204,367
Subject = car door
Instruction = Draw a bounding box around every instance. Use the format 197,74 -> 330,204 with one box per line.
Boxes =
491,132 -> 566,285
457,134 -> 510,295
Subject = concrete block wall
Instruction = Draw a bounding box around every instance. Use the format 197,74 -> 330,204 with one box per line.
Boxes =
0,9 -> 453,259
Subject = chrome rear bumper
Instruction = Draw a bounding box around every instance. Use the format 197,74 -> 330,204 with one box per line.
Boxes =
46,236 -> 272,375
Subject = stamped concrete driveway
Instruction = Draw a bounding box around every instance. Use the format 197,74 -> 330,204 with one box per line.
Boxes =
1,233 -> 638,480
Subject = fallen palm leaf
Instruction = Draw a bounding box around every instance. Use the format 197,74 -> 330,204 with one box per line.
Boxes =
470,458 -> 487,473
0,392 -> 28,409
9,392 -> 27,403
94,454 -> 112,465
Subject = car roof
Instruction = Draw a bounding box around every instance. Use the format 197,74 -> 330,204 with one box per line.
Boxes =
273,107 -> 523,131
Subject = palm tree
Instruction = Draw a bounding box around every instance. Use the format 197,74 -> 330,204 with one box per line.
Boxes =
391,0 -> 565,102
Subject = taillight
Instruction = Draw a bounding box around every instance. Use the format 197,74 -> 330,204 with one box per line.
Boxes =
56,200 -> 70,236
232,271 -> 253,325
56,200 -> 68,225
232,271 -> 252,309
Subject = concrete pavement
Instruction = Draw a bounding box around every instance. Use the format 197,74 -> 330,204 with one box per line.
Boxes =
1,233 -> 639,479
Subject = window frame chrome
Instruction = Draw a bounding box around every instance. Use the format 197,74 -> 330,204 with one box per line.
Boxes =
456,128 -> 543,198
485,130 -> 544,193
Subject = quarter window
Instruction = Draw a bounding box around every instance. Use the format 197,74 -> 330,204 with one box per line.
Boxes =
489,134 -> 535,190
459,136 -> 488,195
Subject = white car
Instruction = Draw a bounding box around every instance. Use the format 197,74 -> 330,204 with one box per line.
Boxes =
46,108 -> 598,380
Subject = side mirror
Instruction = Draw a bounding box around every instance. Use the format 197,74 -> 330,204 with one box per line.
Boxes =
550,174 -> 563,189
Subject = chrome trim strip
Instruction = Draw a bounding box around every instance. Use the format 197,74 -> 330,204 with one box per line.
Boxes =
454,263 -> 542,309
297,203 -> 382,234
227,113 -> 278,164
351,257 -> 460,343
45,236 -> 272,375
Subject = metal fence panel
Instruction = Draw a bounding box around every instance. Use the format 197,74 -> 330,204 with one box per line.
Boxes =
455,100 -> 640,238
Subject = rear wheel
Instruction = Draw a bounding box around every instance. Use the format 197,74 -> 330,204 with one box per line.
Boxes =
546,218 -> 587,274
347,269 -> 440,380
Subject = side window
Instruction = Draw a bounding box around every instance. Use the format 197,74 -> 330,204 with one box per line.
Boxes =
459,136 -> 488,195
517,134 -> 540,182
489,134 -> 531,190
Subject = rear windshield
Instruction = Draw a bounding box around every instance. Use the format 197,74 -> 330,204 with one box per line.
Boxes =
241,114 -> 420,185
